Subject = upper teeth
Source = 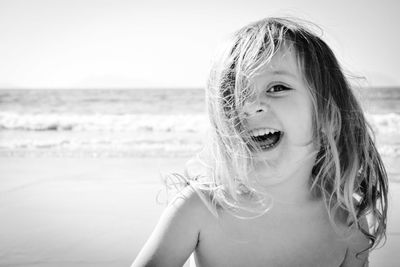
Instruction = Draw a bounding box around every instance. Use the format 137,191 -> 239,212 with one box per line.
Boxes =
249,128 -> 279,137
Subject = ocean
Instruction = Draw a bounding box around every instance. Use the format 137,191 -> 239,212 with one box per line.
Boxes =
0,87 -> 399,158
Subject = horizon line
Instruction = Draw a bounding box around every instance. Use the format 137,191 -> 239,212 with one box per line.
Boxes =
0,87 -> 205,90
1,86 -> 399,90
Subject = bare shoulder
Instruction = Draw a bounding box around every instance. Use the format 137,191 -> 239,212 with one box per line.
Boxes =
131,186 -> 212,267
340,215 -> 370,267
168,185 -> 214,223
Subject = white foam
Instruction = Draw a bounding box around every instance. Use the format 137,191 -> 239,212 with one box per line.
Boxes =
366,113 -> 400,135
0,112 -> 208,133
2,111 -> 400,158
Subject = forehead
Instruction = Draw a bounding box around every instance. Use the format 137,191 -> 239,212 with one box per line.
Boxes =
255,45 -> 302,79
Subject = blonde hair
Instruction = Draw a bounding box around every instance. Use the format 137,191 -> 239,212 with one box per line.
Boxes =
165,17 -> 388,251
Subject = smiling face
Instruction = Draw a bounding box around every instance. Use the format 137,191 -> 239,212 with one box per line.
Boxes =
241,45 -> 317,169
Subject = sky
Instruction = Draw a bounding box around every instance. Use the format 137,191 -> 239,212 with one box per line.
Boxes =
0,0 -> 399,89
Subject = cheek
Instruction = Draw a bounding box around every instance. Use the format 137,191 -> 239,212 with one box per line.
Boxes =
277,96 -> 314,143
294,98 -> 314,142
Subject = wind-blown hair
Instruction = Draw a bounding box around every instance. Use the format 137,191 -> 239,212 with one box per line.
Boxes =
168,17 -> 388,251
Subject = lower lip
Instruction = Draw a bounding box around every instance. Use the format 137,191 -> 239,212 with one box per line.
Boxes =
256,133 -> 284,152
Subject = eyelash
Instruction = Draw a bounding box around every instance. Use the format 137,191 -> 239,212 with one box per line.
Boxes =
267,84 -> 291,94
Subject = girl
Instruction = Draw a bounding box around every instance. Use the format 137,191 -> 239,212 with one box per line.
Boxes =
132,17 -> 388,267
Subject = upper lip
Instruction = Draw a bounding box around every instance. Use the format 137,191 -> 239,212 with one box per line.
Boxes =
247,127 -> 282,136
248,127 -> 281,131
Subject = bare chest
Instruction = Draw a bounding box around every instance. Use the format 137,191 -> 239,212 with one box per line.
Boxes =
194,208 -> 347,267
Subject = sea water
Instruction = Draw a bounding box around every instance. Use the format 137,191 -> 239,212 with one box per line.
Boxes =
0,88 -> 399,158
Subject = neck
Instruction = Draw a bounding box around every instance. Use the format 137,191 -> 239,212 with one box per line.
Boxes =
249,157 -> 316,205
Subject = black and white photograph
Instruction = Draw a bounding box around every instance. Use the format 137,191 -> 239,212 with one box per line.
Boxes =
0,0 -> 399,266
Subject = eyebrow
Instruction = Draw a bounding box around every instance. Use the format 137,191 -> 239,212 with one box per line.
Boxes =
270,70 -> 297,78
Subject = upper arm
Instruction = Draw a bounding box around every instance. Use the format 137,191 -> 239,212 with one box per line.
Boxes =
131,187 -> 206,267
340,216 -> 370,267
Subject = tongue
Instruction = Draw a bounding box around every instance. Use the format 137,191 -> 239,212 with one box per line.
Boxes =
256,133 -> 279,146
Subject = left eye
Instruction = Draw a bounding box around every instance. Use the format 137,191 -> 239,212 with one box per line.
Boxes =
267,84 -> 291,93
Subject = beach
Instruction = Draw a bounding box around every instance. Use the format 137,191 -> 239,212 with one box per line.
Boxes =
0,156 -> 189,267
1,87 -> 399,266
0,156 -> 399,267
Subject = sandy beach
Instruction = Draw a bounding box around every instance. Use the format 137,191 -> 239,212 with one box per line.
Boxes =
0,156 -> 399,267
0,157 -> 190,267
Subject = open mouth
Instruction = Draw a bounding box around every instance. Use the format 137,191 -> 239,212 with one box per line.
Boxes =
249,129 -> 283,151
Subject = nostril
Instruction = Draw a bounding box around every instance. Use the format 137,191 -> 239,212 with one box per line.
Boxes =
243,107 -> 266,118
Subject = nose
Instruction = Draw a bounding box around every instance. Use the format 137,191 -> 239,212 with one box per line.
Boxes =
242,98 -> 268,118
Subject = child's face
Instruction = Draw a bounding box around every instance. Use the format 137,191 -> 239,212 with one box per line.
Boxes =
242,45 -> 316,166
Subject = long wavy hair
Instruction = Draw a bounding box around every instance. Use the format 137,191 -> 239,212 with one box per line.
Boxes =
166,17 -> 388,251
